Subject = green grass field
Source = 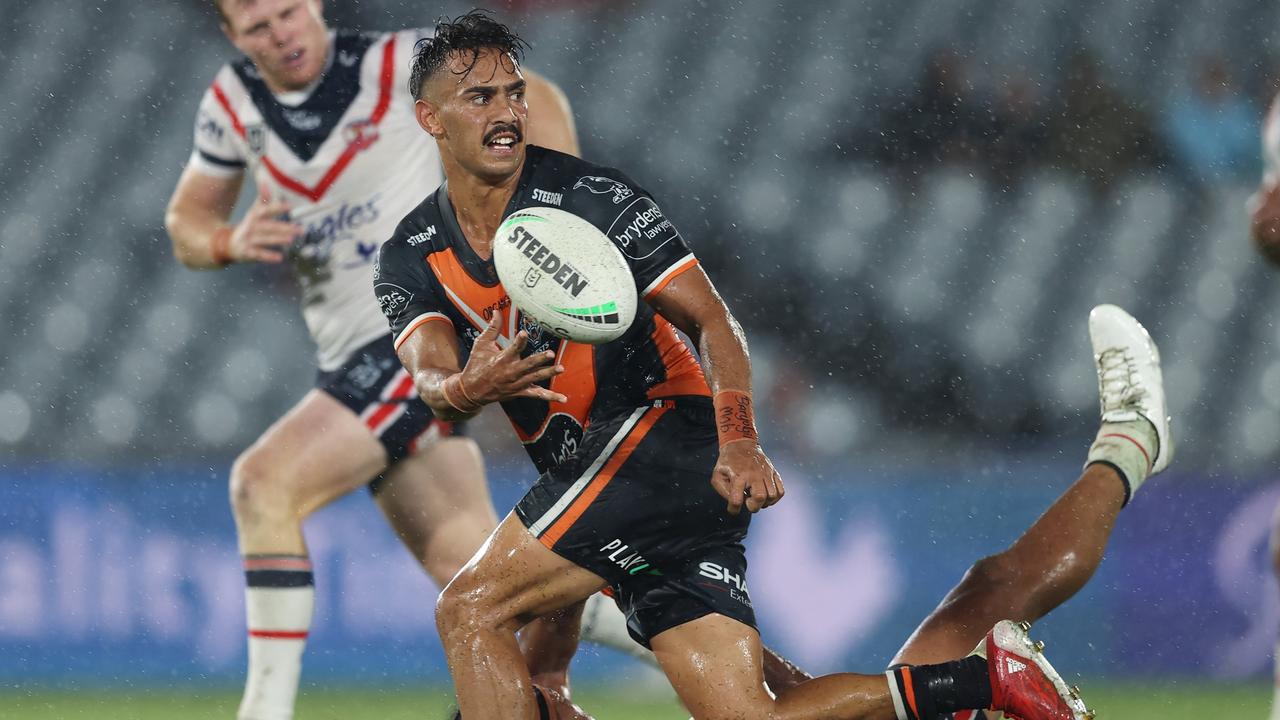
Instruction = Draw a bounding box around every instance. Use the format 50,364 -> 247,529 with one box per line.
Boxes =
2,683 -> 1271,719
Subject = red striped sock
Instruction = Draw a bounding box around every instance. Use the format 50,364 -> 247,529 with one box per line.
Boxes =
239,555 -> 314,720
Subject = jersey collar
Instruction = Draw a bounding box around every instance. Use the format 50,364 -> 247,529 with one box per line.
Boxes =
435,147 -> 543,287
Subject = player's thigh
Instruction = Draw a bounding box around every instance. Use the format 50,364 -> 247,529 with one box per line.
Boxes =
374,436 -> 498,585
438,513 -> 607,632
650,613 -> 774,720
235,389 -> 388,514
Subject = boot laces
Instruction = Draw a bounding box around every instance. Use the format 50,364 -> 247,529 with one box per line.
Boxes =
1097,347 -> 1146,413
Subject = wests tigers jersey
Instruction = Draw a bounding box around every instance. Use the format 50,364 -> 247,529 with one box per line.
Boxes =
376,146 -> 710,474
188,28 -> 440,371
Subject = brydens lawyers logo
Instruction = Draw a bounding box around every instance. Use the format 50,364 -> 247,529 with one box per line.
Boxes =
374,283 -> 412,319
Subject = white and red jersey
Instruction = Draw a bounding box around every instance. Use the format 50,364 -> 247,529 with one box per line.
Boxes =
187,28 -> 441,371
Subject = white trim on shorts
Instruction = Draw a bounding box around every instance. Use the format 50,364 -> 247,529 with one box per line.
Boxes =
526,406 -> 649,537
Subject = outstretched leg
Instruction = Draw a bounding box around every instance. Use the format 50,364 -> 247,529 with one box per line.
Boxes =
892,305 -> 1171,668
654,615 -> 1088,720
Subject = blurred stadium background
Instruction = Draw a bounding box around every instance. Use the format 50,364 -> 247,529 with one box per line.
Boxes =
4,0 -> 1280,716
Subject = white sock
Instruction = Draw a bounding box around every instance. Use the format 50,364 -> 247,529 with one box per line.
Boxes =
1085,419 -> 1158,506
579,592 -> 657,667
238,556 -> 315,720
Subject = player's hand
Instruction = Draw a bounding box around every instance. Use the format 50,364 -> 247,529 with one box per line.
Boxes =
461,315 -> 568,405
711,440 -> 784,515
1250,178 -> 1280,267
229,185 -> 302,263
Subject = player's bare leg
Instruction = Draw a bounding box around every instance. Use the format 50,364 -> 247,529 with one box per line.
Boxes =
436,514 -> 608,719
653,614 -> 1089,720
439,519 -> 1083,719
893,306 -> 1170,669
890,461 -> 1128,667
576,584 -> 812,693
890,306 -> 1168,720
230,390 -> 391,720
375,432 -> 738,698
653,614 -> 893,719
374,436 -> 497,583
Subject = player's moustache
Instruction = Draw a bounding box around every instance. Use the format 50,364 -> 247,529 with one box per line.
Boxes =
483,124 -> 523,145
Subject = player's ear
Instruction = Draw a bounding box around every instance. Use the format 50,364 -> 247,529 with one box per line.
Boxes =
416,98 -> 445,139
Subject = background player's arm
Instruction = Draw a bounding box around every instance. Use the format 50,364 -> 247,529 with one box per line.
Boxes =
650,267 -> 784,514
165,165 -> 302,269
523,69 -> 579,157
395,316 -> 567,422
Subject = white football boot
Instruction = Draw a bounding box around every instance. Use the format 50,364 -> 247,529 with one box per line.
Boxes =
1085,304 -> 1172,504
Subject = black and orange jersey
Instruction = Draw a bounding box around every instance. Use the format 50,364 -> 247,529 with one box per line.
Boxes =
375,146 -> 710,473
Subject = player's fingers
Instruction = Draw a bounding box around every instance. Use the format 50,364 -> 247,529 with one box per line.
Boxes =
252,200 -> 293,220
251,233 -> 300,249
709,466 -> 732,498
517,363 -> 564,386
515,350 -> 557,374
256,183 -> 272,204
250,226 -> 302,246
476,315 -> 501,343
249,248 -> 285,264
503,331 -> 529,358
745,475 -> 768,513
771,470 -> 785,504
709,465 -> 730,492
758,470 -> 780,507
253,218 -> 303,234
725,470 -> 747,515
516,386 -> 568,404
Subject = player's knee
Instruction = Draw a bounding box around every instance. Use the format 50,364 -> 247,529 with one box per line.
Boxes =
435,582 -> 485,643
229,448 -> 293,525
963,553 -> 1023,592
434,570 -> 518,647
966,547 -> 1092,597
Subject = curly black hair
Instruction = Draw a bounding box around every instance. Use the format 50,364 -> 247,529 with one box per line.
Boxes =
408,10 -> 529,100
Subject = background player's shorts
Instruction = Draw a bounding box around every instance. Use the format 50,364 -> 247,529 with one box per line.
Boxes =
515,396 -> 755,646
316,335 -> 459,490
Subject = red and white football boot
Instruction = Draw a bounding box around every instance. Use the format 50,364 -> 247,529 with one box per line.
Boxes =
986,620 -> 1093,720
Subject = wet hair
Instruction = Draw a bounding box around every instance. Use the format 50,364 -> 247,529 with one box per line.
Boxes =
407,10 -> 528,100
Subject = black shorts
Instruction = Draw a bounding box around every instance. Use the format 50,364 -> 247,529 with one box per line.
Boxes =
515,396 -> 755,647
316,335 -> 459,491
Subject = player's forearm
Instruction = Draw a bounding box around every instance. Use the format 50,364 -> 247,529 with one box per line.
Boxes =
165,205 -> 233,270
695,310 -> 754,395
411,367 -> 481,422
697,311 -> 764,447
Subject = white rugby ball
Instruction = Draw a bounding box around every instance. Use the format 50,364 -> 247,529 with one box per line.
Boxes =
493,206 -> 637,344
